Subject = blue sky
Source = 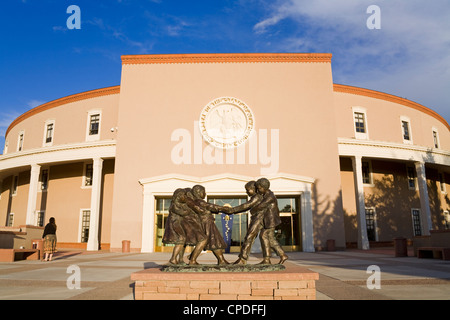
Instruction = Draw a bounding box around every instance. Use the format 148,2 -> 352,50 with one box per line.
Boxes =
1,0 -> 449,151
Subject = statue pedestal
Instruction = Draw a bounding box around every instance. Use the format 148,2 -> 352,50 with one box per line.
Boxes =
131,262 -> 318,300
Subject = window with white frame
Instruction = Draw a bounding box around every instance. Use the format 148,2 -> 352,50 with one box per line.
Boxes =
7,213 -> 14,227
362,160 -> 373,185
35,211 -> 45,227
17,131 -> 24,151
83,163 -> 93,187
439,172 -> 446,194
80,210 -> 91,243
406,166 -> 417,190
444,211 -> 449,230
43,120 -> 55,146
432,128 -> 440,149
40,169 -> 49,191
400,116 -> 413,144
411,209 -> 422,236
365,208 -> 377,241
86,110 -> 102,141
11,175 -> 19,196
352,107 -> 369,139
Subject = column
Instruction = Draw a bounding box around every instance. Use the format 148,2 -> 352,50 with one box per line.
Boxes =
141,188 -> 155,253
415,161 -> 432,235
26,164 -> 41,225
352,156 -> 370,250
87,158 -> 103,251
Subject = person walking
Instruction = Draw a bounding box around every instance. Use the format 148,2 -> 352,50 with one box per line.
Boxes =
42,217 -> 57,261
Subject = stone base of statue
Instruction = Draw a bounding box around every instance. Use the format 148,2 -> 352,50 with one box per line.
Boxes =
131,262 -> 319,300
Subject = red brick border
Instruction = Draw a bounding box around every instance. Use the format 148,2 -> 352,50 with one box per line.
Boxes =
131,262 -> 318,300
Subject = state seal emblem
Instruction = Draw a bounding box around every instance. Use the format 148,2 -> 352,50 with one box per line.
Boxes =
199,97 -> 255,149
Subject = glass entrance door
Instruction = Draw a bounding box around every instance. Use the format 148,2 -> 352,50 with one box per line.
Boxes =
276,197 -> 301,251
208,197 -> 248,253
154,195 -> 302,252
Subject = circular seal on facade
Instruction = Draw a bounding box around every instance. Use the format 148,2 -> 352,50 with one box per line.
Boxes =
199,97 -> 255,149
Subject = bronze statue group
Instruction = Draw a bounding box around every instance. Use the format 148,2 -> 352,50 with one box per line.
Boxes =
163,178 -> 289,266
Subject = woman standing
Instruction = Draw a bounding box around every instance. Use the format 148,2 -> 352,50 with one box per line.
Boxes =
42,217 -> 57,261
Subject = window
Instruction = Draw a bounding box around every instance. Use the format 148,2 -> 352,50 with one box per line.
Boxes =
89,114 -> 100,135
43,120 -> 56,146
411,209 -> 422,236
86,110 -> 102,142
155,198 -> 173,249
362,161 -> 373,185
40,169 -> 49,191
406,166 -> 417,190
11,176 -> 19,196
355,113 -> 366,133
365,208 -> 377,241
36,211 -> 45,227
402,121 -> 410,140
400,117 -> 413,144
432,129 -> 440,149
84,164 -> 93,187
17,132 -> 24,151
81,210 -> 91,243
444,211 -> 449,230
353,107 -> 369,139
7,213 -> 14,227
439,173 -> 446,193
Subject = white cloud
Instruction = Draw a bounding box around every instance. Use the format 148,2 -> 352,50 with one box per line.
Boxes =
253,0 -> 450,121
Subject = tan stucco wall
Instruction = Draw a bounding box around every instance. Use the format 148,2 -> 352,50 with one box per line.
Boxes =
334,91 -> 450,150
5,93 -> 119,153
111,59 -> 346,251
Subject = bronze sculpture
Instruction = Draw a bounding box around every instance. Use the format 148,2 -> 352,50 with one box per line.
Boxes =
162,178 -> 288,267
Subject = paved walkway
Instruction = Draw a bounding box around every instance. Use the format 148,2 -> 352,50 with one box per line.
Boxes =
0,248 -> 449,300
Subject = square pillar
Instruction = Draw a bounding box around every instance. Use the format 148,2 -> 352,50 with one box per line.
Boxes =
87,158 -> 103,251
26,164 -> 41,225
415,162 -> 432,235
351,156 -> 370,250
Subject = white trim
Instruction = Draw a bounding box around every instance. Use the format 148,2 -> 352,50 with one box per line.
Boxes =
352,107 -> 369,140
400,116 -> 413,145
42,119 -> 56,147
138,173 -> 316,253
338,138 -> 450,167
0,140 -> 116,171
85,109 -> 102,142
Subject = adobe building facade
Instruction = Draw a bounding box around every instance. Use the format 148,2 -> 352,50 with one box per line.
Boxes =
1,53 -> 449,253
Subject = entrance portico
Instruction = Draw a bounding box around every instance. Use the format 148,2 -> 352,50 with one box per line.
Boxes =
139,173 -> 315,253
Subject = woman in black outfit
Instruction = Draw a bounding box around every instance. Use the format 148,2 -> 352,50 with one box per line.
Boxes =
42,217 -> 57,261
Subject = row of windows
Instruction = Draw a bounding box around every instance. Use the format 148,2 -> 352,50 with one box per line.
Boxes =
5,111 -> 102,154
5,163 -> 94,197
361,160 -> 447,193
353,108 -> 441,148
6,209 -> 92,243
365,208 -> 450,241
